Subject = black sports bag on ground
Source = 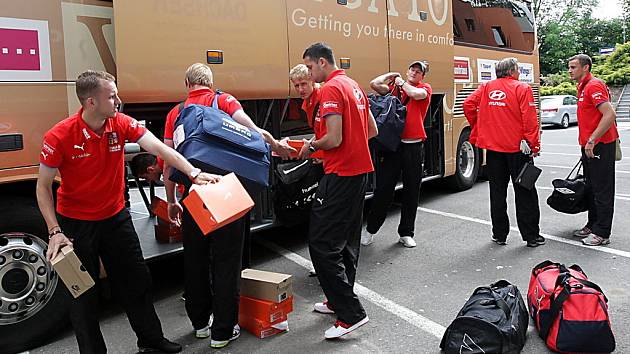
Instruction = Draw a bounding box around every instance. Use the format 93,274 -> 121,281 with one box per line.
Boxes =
546,159 -> 588,214
440,280 -> 529,354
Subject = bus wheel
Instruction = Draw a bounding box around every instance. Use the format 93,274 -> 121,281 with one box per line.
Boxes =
447,129 -> 479,191
0,196 -> 70,353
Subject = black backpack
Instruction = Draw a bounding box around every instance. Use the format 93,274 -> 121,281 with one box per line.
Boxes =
368,91 -> 407,152
273,159 -> 324,226
546,159 -> 588,214
440,280 -> 529,354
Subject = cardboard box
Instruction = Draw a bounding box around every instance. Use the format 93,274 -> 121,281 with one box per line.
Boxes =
272,139 -> 323,159
239,313 -> 289,339
154,221 -> 183,243
182,173 -> 254,235
51,246 -> 95,298
151,196 -> 170,223
239,295 -> 293,323
241,269 -> 292,303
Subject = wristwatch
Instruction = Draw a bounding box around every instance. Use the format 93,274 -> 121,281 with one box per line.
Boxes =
587,137 -> 595,145
308,140 -> 317,153
189,167 -> 201,180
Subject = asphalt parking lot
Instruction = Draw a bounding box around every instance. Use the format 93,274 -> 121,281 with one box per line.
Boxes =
30,122 -> 630,354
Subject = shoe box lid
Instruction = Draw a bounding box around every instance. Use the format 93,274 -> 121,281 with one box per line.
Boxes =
241,268 -> 293,303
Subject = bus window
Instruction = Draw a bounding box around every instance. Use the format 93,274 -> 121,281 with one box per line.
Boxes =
453,0 -> 535,52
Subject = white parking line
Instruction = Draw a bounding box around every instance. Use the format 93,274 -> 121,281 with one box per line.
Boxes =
258,240 -> 447,339
540,152 -> 581,157
545,143 -> 630,150
418,207 -> 630,259
537,164 -> 630,174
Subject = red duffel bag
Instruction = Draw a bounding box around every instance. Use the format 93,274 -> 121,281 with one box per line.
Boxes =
527,261 -> 615,353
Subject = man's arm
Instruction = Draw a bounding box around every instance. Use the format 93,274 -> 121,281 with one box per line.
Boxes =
520,87 -> 541,153
367,109 -> 378,139
36,164 -> 72,261
297,114 -> 343,159
161,139 -> 182,225
231,109 -> 295,158
463,86 -> 482,127
370,72 -> 399,95
137,131 -> 219,184
394,77 -> 428,100
584,102 -> 617,158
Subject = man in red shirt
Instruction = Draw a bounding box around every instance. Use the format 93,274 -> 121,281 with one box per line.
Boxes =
463,57 -> 543,248
299,42 -> 378,339
363,60 -> 433,248
290,63 -> 320,127
568,54 -> 618,246
161,63 -> 294,349
36,70 -> 219,354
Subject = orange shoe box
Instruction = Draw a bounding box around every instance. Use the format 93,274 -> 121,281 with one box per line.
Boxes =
151,196 -> 170,223
239,314 -> 289,339
239,295 -> 293,323
154,220 -> 182,243
182,173 -> 254,235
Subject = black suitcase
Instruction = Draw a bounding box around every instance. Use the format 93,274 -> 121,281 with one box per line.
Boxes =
440,280 -> 529,354
546,160 -> 588,214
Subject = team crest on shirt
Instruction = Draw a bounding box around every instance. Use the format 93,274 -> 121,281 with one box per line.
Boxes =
108,132 -> 121,152
592,92 -> 604,100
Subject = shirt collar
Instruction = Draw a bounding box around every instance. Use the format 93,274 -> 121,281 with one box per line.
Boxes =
188,87 -> 213,98
325,69 -> 345,83
578,73 -> 593,91
76,107 -> 114,138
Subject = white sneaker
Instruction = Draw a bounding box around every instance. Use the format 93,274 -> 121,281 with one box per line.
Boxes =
209,324 -> 240,348
194,314 -> 213,338
314,301 -> 335,314
324,316 -> 369,339
398,236 -> 416,248
361,229 -> 375,246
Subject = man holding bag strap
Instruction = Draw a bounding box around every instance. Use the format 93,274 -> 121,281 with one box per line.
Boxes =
463,57 -> 543,248
568,54 -> 618,246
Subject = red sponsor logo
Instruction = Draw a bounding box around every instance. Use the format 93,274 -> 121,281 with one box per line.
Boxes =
0,28 -> 40,71
454,59 -> 469,80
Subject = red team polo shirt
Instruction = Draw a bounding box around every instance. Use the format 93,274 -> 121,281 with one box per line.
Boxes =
390,82 -> 433,140
316,69 -> 373,176
40,109 -> 147,220
164,88 -> 243,140
302,85 -> 321,127
576,73 -> 619,146
463,77 -> 540,153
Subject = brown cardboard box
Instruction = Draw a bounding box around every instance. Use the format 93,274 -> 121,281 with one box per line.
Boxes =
241,269 -> 292,303
182,173 -> 254,235
51,246 -> 95,298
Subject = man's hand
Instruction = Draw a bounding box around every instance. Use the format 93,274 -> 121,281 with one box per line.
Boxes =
386,72 -> 401,81
585,140 -> 596,158
167,202 -> 183,226
46,233 -> 73,261
193,173 -> 221,185
272,137 -> 297,160
394,76 -> 405,87
297,138 -> 312,160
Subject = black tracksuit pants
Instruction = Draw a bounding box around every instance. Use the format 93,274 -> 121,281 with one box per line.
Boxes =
181,202 -> 245,341
308,173 -> 367,325
58,209 -> 164,354
582,141 -> 616,238
366,142 -> 424,237
486,150 -> 540,242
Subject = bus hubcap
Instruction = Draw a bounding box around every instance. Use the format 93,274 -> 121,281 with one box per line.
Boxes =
459,141 -> 475,179
0,233 -> 57,325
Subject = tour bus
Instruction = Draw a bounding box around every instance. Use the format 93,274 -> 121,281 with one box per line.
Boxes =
0,0 -> 539,351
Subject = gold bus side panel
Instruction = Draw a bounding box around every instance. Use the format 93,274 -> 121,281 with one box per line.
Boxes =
113,0 -> 290,102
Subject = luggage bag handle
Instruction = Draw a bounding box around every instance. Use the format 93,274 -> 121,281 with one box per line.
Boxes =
471,283 -> 512,320
566,159 -> 583,180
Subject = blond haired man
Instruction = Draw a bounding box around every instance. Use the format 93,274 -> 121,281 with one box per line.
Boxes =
290,63 -> 320,126
162,63 -> 294,348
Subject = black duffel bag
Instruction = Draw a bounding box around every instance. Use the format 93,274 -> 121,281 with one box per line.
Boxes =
440,280 -> 529,354
368,89 -> 407,152
273,159 -> 324,226
546,159 -> 588,214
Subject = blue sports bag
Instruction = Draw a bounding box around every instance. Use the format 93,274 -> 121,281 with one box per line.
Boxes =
170,93 -> 271,192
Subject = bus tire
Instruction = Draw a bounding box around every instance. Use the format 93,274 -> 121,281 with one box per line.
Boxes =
0,195 -> 70,354
447,129 -> 479,191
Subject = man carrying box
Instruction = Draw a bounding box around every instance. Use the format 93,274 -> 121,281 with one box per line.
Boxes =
36,70 -> 220,354
299,43 -> 378,339
162,63 -> 294,349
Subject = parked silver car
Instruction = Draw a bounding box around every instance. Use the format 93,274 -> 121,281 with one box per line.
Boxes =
541,95 -> 578,128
